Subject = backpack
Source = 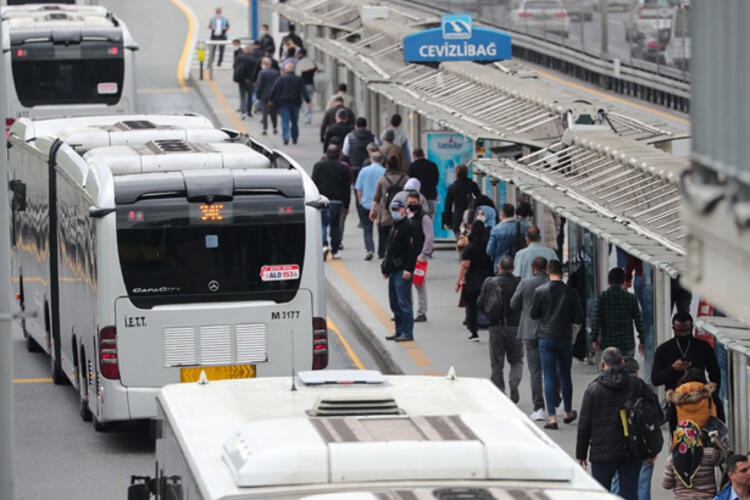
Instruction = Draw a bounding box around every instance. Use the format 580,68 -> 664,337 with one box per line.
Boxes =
620,378 -> 664,460
508,220 -> 526,258
383,174 -> 405,212
480,277 -> 506,325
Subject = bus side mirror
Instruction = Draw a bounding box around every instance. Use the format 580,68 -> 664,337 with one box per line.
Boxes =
306,196 -> 330,210
9,180 -> 26,212
89,206 -> 116,218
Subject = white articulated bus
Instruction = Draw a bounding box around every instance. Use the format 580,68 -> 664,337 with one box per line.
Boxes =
128,371 -> 617,500
7,114 -> 328,430
1,3 -> 137,134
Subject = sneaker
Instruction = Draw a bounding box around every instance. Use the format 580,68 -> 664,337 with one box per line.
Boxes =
414,314 -> 427,322
322,246 -> 330,261
331,253 -> 341,260
468,334 -> 479,342
529,408 -> 546,421
510,384 -> 520,404
394,335 -> 413,342
385,334 -> 399,341
364,252 -> 373,261
283,139 -> 289,145
240,113 -> 247,120
261,130 -> 267,135
292,139 -> 298,145
273,129 -> 278,134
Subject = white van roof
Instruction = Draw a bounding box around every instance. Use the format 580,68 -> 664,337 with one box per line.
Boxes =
158,372 -> 608,499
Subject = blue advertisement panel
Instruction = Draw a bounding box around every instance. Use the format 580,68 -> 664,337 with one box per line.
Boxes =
425,132 -> 475,240
403,14 -> 512,63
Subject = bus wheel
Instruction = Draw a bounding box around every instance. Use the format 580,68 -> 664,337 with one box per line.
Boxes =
49,344 -> 68,386
79,352 -> 92,422
23,321 -> 42,353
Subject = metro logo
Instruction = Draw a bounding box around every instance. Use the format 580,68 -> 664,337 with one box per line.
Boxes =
443,15 -> 472,40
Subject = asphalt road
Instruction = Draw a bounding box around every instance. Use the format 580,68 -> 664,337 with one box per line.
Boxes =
11,1 -> 378,498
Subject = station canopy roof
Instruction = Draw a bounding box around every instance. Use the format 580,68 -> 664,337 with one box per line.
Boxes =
695,316 -> 750,357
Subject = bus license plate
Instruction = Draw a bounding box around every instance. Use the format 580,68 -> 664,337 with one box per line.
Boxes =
180,365 -> 256,383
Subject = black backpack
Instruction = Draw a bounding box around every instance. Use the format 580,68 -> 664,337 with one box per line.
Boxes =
621,377 -> 664,460
480,277 -> 506,325
507,220 -> 526,258
383,174 -> 405,211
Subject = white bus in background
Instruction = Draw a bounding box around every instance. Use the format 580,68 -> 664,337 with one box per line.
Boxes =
1,3 -> 137,134
127,371 -> 618,500
7,114 -> 328,431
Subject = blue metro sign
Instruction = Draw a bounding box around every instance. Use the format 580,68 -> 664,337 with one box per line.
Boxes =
403,14 -> 512,63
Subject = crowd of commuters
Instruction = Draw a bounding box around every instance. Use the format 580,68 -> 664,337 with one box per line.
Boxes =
215,17 -> 747,500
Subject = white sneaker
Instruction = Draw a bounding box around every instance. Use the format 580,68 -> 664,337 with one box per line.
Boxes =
322,246 -> 330,261
529,409 -> 546,421
331,253 -> 341,260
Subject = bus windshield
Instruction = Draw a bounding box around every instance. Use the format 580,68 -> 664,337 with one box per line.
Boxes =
11,41 -> 124,106
116,195 -> 306,308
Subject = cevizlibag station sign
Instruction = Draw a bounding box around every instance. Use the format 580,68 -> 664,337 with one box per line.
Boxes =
403,14 -> 512,63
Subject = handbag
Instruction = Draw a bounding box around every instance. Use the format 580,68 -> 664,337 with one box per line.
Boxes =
413,260 -> 428,287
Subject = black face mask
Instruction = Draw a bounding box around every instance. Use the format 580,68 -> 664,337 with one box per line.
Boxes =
407,204 -> 420,215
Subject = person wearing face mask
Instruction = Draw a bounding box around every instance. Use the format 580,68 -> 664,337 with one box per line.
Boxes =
652,312 -> 724,431
381,199 -> 419,342
259,24 -> 275,57
406,191 -> 433,323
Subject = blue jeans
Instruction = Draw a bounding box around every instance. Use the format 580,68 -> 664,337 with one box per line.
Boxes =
388,271 -> 413,339
539,337 -> 573,415
278,104 -> 300,142
357,204 -> 374,253
612,460 -> 654,500
321,201 -> 342,254
592,458 -> 642,500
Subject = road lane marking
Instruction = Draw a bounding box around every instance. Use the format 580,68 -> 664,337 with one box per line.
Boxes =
137,88 -> 191,94
327,260 -> 436,374
13,378 -> 52,384
207,78 -> 248,132
533,68 -> 690,126
170,0 -> 196,92
327,317 -> 365,370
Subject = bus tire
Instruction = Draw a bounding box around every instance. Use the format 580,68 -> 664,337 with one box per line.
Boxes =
79,351 -> 92,422
49,346 -> 68,386
23,322 -> 42,353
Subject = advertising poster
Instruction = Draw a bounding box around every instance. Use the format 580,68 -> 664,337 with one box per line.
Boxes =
424,132 -> 475,240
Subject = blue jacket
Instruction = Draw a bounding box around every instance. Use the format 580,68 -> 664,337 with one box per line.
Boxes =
486,218 -> 528,268
269,72 -> 310,108
714,484 -> 733,500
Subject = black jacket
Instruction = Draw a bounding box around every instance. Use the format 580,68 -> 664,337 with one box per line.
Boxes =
260,34 -> 275,55
529,280 -> 583,339
234,52 -> 259,85
346,128 -> 375,169
381,218 -> 418,274
576,367 -> 658,463
651,336 -> 721,391
311,157 -> 351,206
320,106 -> 355,141
323,122 -> 353,152
255,68 -> 280,102
408,158 -> 439,200
442,178 -> 480,233
269,72 -> 310,108
478,272 -> 521,327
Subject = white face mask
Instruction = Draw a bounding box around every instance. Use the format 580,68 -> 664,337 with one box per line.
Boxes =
475,214 -> 486,223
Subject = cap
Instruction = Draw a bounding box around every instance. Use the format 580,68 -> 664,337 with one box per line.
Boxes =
390,199 -> 406,210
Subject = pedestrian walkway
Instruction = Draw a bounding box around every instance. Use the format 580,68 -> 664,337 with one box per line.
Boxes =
188,63 -> 671,500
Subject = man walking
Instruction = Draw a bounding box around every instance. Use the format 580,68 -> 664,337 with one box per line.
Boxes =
379,129 -> 408,173
343,118 -> 375,177
320,97 -> 355,143
652,311 -> 724,428
407,148 -> 439,217
479,256 -> 523,401
311,145 -> 350,261
269,63 -> 310,145
370,157 -> 408,259
295,48 -> 317,125
259,24 -> 275,55
355,150 -> 385,261
513,226 -> 558,279
591,267 -> 645,358
576,347 -> 659,500
254,57 -> 279,135
323,109 -> 353,152
714,455 -> 750,500
208,7 -> 230,67
486,203 -> 529,269
279,24 -> 304,59
510,256 -> 550,420
530,259 -> 582,429
382,199 -> 419,342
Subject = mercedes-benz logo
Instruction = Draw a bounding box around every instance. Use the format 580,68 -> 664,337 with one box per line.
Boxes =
207,280 -> 220,292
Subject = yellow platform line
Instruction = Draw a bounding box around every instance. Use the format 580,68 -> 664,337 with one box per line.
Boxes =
207,78 -> 248,133
327,317 -> 365,370
13,378 -> 52,384
170,0 -> 195,92
328,260 -> 435,373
